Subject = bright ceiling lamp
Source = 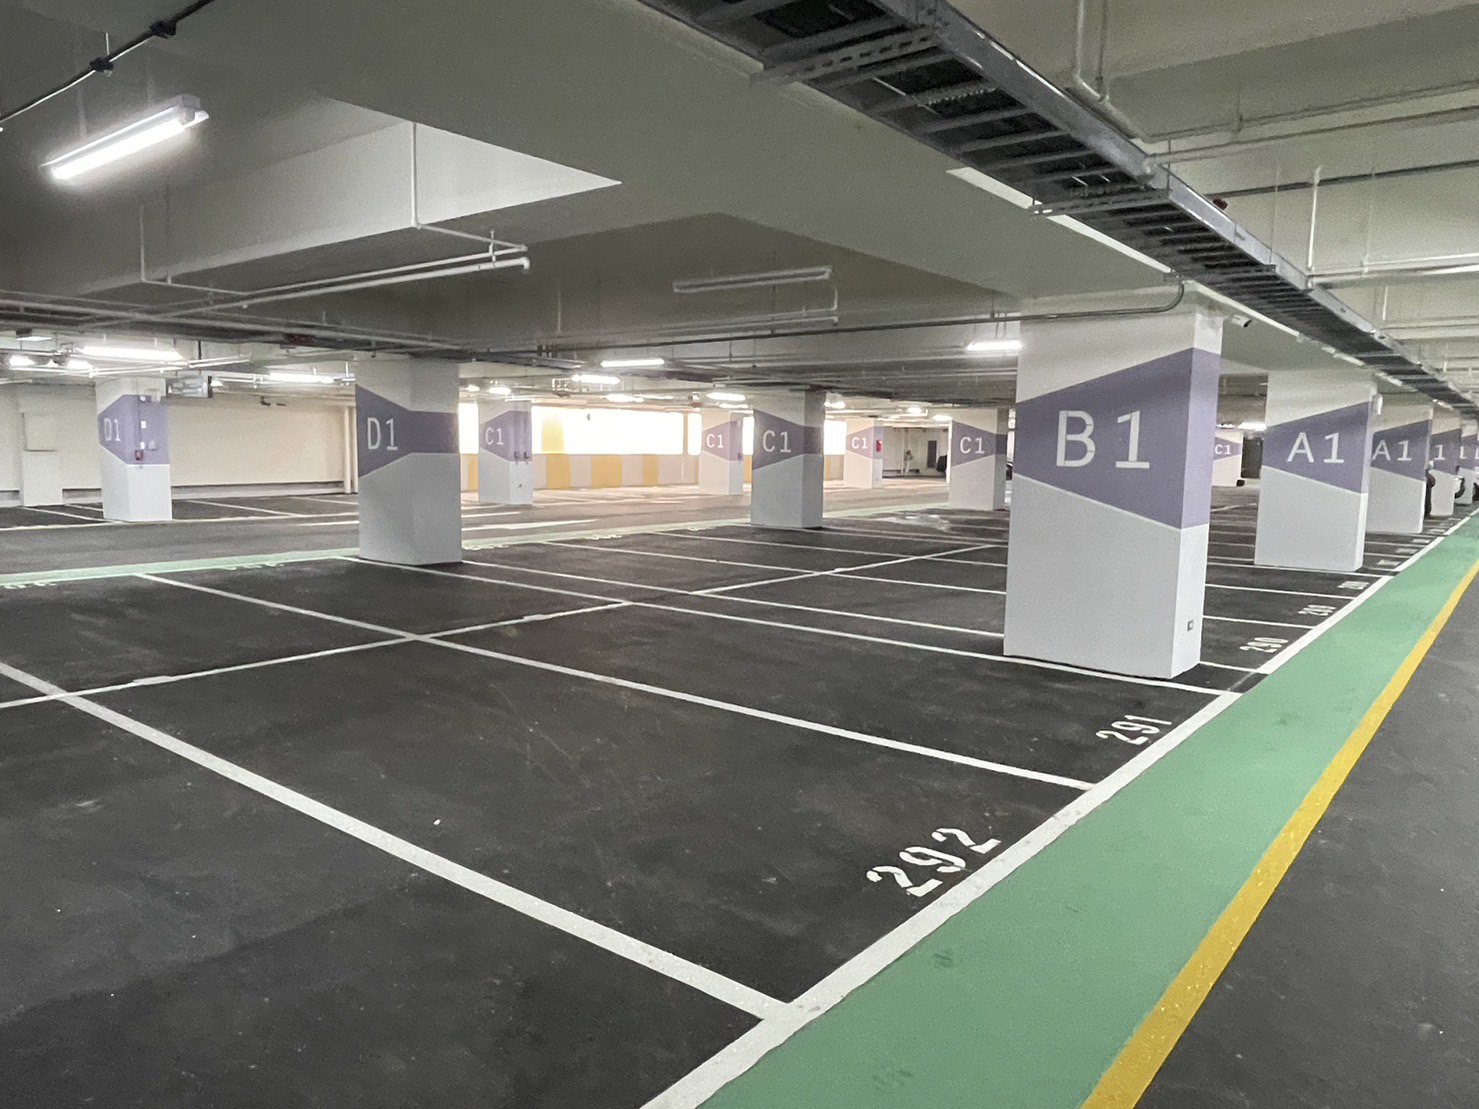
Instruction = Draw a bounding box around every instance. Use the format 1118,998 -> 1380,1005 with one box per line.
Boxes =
1238,419 -> 1267,432
44,96 -> 208,183
571,371 -> 621,386
600,357 -> 665,370
904,405 -> 927,416
6,353 -> 36,368
80,344 -> 186,363
965,337 -> 1023,355
607,393 -> 641,404
486,385 -> 513,397
825,399 -> 846,410
933,413 -> 952,422
706,390 -> 746,403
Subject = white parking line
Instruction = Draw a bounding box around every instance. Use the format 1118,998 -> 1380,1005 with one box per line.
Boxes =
0,657 -> 783,1021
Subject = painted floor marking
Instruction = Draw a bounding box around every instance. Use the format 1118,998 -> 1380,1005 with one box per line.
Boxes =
646,517 -> 1475,1108
464,519 -> 596,533
141,572 -> 1094,791
185,499 -> 302,517
0,638 -> 414,713
664,531 -> 999,561
0,658 -> 782,1021
18,505 -> 105,523
1205,582 -> 1361,600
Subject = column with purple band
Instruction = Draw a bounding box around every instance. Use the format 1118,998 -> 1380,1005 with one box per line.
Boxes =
1366,399 -> 1431,535
1211,428 -> 1244,487
698,409 -> 745,495
751,389 -> 824,529
1004,311 -> 1221,678
1429,410 -> 1461,517
1459,418 -> 1478,505
1254,369 -> 1376,572
842,417 -> 883,489
96,376 -> 172,522
477,398 -> 533,506
355,361 -> 462,565
947,407 -> 1009,510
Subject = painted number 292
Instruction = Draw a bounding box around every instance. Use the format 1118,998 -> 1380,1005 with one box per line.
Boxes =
867,827 -> 1001,899
1096,714 -> 1172,747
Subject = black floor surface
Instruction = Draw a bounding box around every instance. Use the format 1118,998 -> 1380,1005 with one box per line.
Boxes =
1,494 -> 1472,1106
1142,574 -> 1479,1109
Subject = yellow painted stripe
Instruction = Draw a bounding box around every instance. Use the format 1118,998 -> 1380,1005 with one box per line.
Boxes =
1085,556 -> 1479,1109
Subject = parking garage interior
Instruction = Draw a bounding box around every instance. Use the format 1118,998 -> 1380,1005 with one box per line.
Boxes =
3,1 -> 1479,1107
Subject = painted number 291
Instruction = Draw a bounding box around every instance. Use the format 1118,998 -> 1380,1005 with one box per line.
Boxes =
867,828 -> 1002,899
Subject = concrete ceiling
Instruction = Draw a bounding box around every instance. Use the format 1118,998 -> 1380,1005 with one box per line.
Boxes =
2,0 -> 1476,407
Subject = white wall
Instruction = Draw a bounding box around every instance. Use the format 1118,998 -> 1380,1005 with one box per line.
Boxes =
1,385 -> 347,501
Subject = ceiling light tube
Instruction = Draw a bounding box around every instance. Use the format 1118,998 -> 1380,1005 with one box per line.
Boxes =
706,390 -> 746,403
44,96 -> 208,183
268,371 -> 335,385
80,344 -> 187,363
965,337 -> 1023,355
571,372 -> 621,386
6,353 -> 36,368
606,393 -> 641,403
673,266 -> 833,294
486,385 -> 514,397
599,357 -> 666,370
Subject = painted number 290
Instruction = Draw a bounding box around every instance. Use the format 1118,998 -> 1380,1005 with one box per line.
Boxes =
1096,714 -> 1172,747
867,828 -> 1001,899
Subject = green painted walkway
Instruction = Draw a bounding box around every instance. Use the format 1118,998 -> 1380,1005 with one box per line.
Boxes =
702,517 -> 1479,1109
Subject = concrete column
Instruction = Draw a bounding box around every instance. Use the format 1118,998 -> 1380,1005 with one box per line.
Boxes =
1459,419 -> 1478,505
17,390 -> 63,506
697,409 -> 745,495
1254,370 -> 1376,572
1429,410 -> 1462,517
477,398 -> 533,505
751,389 -> 824,529
1366,400 -> 1432,535
842,418 -> 883,489
947,407 -> 1009,510
355,361 -> 462,565
1211,428 -> 1244,487
96,376 -> 172,522
1004,311 -> 1222,679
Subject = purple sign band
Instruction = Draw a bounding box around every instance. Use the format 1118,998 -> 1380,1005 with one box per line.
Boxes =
98,394 -> 170,466
1213,433 -> 1242,460
356,386 -> 458,477
845,426 -> 879,460
1430,428 -> 1462,473
701,419 -> 743,462
1459,432 -> 1478,468
753,412 -> 822,471
481,409 -> 533,462
1014,347 -> 1220,529
951,421 -> 1008,466
1262,401 -> 1373,494
1370,420 -> 1430,481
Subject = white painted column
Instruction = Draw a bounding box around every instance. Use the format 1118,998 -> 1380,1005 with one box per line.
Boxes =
1366,400 -> 1432,536
96,376 -> 172,522
1429,410 -> 1462,517
355,361 -> 462,565
477,398 -> 533,505
17,391 -> 63,506
751,389 -> 824,529
842,418 -> 883,489
1004,311 -> 1222,679
1458,419 -> 1478,506
697,409 -> 745,495
1254,370 -> 1376,572
947,407 -> 1009,510
1211,428 -> 1244,487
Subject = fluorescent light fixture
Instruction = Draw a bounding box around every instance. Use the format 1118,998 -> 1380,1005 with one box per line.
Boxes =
60,358 -> 92,372
463,384 -> 481,393
606,393 -> 641,403
486,385 -> 513,397
718,402 -> 749,411
44,96 -> 208,183
905,405 -> 927,416
80,344 -> 186,364
825,399 -> 847,410
933,413 -> 952,422
706,390 -> 746,403
674,266 -> 833,294
641,393 -> 676,400
268,371 -> 335,385
965,337 -> 1023,355
6,354 -> 36,368
571,371 -> 621,386
15,333 -> 53,344
1238,419 -> 1267,432
599,357 -> 666,370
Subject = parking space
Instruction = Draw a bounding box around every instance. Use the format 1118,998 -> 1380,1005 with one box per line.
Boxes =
1,499 -> 1472,1108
